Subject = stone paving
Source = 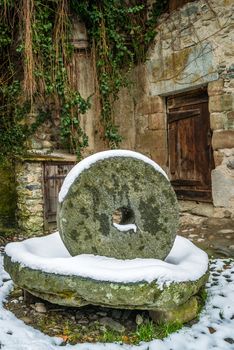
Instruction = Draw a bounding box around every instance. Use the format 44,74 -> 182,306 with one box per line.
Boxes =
179,217 -> 234,258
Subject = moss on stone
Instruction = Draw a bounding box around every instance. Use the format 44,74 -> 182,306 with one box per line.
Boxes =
0,164 -> 17,230
58,157 -> 179,259
149,296 -> 200,323
4,254 -> 209,313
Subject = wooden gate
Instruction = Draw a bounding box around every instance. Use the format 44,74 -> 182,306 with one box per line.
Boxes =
44,162 -> 75,224
167,88 -> 214,201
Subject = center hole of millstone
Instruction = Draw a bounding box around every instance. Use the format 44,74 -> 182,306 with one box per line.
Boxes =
112,207 -> 137,233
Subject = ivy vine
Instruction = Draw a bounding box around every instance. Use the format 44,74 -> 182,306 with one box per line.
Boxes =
73,0 -> 168,148
0,0 -> 168,163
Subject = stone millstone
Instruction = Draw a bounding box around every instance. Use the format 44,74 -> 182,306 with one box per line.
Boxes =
4,254 -> 209,315
58,156 -> 179,259
58,157 -> 178,259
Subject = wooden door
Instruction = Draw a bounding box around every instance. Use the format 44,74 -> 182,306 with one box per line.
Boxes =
167,88 -> 214,201
44,162 -> 75,224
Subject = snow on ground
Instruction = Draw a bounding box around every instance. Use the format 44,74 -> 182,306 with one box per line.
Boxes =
58,150 -> 169,203
5,233 -> 208,286
0,252 -> 234,350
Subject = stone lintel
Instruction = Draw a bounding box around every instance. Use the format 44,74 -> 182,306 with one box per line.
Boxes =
24,151 -> 77,163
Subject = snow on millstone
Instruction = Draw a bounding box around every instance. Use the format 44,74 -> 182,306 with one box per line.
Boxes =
57,150 -> 179,260
4,233 -> 208,285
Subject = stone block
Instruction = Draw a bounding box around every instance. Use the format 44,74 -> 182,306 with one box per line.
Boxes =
148,113 -> 166,130
42,140 -> 53,149
213,207 -> 233,219
211,166 -> 234,207
150,96 -> 165,113
209,94 -> 233,113
213,150 -> 224,167
179,201 -> 214,217
191,203 -> 214,217
210,113 -> 227,130
150,148 -> 168,166
179,213 -> 206,226
179,200 -> 197,213
212,130 -> 234,149
136,130 -> 167,150
136,96 -> 164,115
31,139 -> 43,150
227,158 -> 234,170
135,114 -> 148,134
149,296 -> 199,324
208,79 -> 224,96
227,111 -> 234,129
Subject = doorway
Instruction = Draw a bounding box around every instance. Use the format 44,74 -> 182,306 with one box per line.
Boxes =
167,88 -> 214,201
44,162 -> 75,228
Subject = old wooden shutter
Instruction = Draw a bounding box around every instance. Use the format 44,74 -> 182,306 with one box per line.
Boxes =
167,88 -> 214,201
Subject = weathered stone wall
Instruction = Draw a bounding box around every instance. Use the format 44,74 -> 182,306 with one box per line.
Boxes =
14,18 -> 103,235
146,0 -> 233,95
16,162 -> 44,235
113,0 -> 234,217
113,65 -> 168,172
15,1 -> 234,235
209,78 -> 234,215
28,50 -> 100,156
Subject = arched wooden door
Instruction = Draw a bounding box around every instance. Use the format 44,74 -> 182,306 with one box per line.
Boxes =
167,88 -> 214,202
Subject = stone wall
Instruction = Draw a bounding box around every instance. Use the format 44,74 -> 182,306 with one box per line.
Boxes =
16,162 -> 44,235
113,65 -> 168,173
15,0 -> 234,235
113,0 -> 234,217
28,49 -> 101,157
209,78 -> 234,215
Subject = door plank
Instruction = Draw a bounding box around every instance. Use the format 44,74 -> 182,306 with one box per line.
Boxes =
168,109 -> 200,122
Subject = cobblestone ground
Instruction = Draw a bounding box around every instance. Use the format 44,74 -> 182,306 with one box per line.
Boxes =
179,217 -> 234,258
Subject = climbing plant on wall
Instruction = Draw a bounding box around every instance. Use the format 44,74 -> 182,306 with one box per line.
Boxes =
0,0 -> 168,163
72,0 -> 168,148
0,0 -> 91,163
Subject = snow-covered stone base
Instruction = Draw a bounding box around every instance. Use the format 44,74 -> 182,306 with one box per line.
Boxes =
4,234 -> 209,312
0,254 -> 233,350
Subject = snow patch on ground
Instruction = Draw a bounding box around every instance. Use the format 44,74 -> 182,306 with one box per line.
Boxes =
0,253 -> 234,350
58,150 -> 169,203
5,233 -> 208,285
